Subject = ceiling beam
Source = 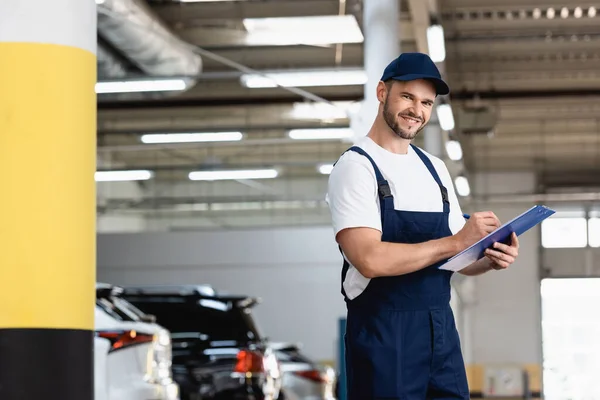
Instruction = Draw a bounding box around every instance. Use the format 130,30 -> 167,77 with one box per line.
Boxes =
451,88 -> 600,100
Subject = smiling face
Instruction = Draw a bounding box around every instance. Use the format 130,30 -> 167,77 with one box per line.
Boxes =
379,79 -> 436,140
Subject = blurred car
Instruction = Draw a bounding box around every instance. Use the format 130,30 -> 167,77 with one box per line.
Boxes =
272,342 -> 336,400
120,285 -> 282,400
95,283 -> 180,400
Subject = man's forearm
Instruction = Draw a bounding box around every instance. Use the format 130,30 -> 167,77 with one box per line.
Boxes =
368,235 -> 462,277
459,257 -> 494,276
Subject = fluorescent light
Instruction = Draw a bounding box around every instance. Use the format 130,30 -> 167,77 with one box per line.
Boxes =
574,7 -> 583,18
455,176 -> 471,197
546,8 -> 555,19
427,25 -> 446,63
445,140 -> 463,161
95,78 -> 188,94
589,7 -> 597,17
318,164 -> 335,175
241,69 -> 366,89
288,128 -> 354,140
140,132 -> 243,144
436,104 -> 455,131
95,170 -> 153,182
242,15 -> 363,46
189,169 -> 278,181
289,101 -> 358,121
533,8 -> 541,19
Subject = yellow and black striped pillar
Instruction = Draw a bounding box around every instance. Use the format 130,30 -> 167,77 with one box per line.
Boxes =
0,1 -> 97,399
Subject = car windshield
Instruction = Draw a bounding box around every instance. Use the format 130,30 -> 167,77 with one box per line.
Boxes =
96,297 -> 135,322
96,294 -> 152,323
124,295 -> 263,342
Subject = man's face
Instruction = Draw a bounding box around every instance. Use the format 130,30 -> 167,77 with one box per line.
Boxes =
381,79 -> 436,140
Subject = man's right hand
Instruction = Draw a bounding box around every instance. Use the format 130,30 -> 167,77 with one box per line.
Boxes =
454,211 -> 501,251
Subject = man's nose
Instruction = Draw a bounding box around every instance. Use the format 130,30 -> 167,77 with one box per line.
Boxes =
407,102 -> 423,118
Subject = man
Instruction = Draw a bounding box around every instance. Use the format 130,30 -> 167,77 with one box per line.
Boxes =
326,52 -> 520,399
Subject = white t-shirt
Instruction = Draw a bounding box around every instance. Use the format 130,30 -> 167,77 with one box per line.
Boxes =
325,136 -> 466,300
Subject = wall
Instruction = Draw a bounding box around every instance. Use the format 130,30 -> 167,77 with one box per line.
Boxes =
542,248 -> 600,277
97,226 -> 347,362
461,171 -> 544,394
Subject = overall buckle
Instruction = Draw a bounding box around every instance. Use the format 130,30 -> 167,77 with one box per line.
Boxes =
378,181 -> 393,198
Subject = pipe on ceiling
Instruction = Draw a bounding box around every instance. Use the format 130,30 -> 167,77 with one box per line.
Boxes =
96,0 -> 202,77
97,42 -> 128,79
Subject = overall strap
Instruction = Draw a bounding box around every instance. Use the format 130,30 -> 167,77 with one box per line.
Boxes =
344,146 -> 395,223
410,144 -> 450,213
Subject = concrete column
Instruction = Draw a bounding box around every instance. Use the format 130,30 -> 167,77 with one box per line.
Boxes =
350,0 -> 400,139
423,123 -> 444,158
0,1 -> 97,399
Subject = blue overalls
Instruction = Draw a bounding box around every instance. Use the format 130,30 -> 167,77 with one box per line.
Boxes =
341,145 -> 469,400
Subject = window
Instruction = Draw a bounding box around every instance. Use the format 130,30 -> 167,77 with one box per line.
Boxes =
541,278 -> 600,400
542,216 -> 588,248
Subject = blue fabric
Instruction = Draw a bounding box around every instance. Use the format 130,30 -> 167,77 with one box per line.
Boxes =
380,52 -> 450,95
341,145 -> 469,400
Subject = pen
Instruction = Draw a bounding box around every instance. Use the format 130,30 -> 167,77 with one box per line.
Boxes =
463,213 -> 470,220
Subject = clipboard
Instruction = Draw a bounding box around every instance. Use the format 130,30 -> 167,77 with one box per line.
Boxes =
439,205 -> 556,272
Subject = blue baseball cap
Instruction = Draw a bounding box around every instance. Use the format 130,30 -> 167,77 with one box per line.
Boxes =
380,52 -> 450,95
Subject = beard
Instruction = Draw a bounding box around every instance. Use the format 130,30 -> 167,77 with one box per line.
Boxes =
382,97 -> 425,140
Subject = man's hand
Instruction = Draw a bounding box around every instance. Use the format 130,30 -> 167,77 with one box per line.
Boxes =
484,232 -> 520,270
454,211 -> 501,251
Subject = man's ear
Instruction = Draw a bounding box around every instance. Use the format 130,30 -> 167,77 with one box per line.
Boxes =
376,81 -> 388,103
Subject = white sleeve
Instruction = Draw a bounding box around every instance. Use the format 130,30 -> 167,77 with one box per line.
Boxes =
326,157 -> 382,237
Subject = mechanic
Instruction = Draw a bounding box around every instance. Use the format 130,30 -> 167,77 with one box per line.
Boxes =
326,52 -> 520,399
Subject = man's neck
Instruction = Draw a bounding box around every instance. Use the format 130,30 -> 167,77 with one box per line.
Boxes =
367,119 -> 411,154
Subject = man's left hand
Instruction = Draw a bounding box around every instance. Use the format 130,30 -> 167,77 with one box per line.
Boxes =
484,232 -> 519,270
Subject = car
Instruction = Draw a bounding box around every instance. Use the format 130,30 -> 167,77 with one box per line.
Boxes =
95,283 -> 180,400
120,285 -> 283,400
272,342 -> 336,400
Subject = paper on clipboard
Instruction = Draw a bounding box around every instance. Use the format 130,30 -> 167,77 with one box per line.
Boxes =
439,205 -> 556,272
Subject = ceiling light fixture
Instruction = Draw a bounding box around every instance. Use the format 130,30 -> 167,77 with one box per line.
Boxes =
95,78 -> 188,94
589,6 -> 597,17
574,7 -> 583,18
288,128 -> 354,140
240,69 -> 367,89
188,169 -> 279,181
436,104 -> 455,131
140,132 -> 243,144
560,7 -> 569,18
445,140 -> 463,161
95,170 -> 154,182
179,0 -> 245,2
318,164 -> 335,175
427,24 -> 446,63
455,176 -> 471,197
288,101 -> 358,121
242,15 -> 364,46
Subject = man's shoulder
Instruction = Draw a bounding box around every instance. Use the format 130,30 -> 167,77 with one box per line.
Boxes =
333,139 -> 376,169
411,144 -> 448,168
410,144 -> 452,181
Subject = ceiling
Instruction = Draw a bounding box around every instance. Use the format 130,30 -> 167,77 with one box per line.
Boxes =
95,0 -> 600,225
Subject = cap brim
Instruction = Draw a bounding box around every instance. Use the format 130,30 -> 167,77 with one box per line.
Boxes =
388,73 -> 450,95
